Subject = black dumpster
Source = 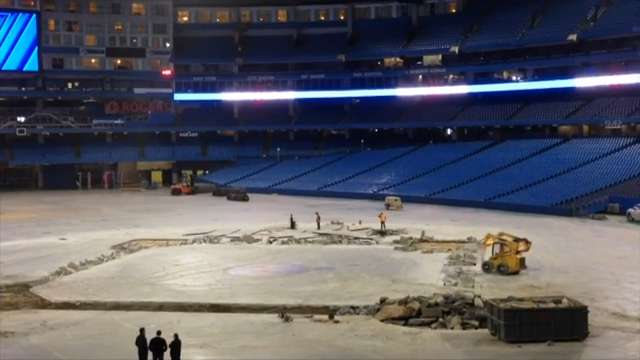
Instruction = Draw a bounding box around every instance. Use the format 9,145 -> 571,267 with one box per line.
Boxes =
486,296 -> 589,343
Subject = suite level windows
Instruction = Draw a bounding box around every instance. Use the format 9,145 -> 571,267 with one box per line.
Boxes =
355,7 -> 371,20
113,58 -> 134,71
82,57 -> 102,70
18,0 -> 36,8
195,9 -> 211,23
64,21 -> 80,32
256,9 -> 271,23
315,9 -> 328,21
67,0 -> 80,13
131,3 -> 145,16
177,10 -> 190,23
337,8 -> 347,21
111,3 -> 122,15
47,19 -> 57,32
175,6 -> 349,24
276,9 -> 288,22
113,22 -> 124,33
152,4 -> 169,17
84,34 -> 97,46
51,57 -> 64,69
42,0 -> 56,11
88,1 -> 99,14
295,9 -> 311,22
152,24 -> 169,35
240,9 -> 251,23
216,10 -> 230,23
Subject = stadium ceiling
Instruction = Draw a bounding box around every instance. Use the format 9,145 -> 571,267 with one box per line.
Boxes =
173,0 -> 431,7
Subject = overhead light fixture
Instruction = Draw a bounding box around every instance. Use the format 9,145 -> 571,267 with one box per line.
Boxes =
174,73 -> 640,102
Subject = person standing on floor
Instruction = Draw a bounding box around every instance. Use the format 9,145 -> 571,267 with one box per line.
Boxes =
149,330 -> 168,360
315,212 -> 321,230
378,211 -> 388,232
290,213 -> 296,230
135,327 -> 148,360
169,333 -> 182,360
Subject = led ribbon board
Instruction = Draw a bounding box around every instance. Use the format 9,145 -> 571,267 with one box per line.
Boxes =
174,73 -> 640,102
0,10 -> 39,72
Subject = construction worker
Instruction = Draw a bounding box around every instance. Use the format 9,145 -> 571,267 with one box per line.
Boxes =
290,213 -> 296,230
378,211 -> 387,232
315,212 -> 321,230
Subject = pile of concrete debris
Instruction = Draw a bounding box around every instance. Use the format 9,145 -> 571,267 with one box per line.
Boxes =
336,293 -> 487,330
48,251 -> 122,279
194,230 -> 380,246
393,234 -> 478,253
495,296 -> 574,309
441,243 -> 480,289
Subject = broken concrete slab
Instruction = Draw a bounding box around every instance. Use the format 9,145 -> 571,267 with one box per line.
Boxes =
374,304 -> 416,321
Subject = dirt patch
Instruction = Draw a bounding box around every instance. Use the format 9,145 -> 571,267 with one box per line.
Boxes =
0,284 -> 342,315
0,284 -> 50,311
0,331 -> 17,338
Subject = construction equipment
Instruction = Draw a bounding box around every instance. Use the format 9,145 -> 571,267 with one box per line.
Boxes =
481,232 -> 531,275
170,182 -> 195,196
384,196 -> 403,210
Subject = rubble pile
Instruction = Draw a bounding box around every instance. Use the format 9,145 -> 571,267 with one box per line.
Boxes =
201,229 -> 381,246
48,251 -> 123,280
441,241 -> 482,290
270,235 -> 378,246
367,228 -> 408,237
392,235 -> 478,253
337,293 -> 487,330
192,234 -> 226,244
111,239 -> 191,253
496,296 -> 573,309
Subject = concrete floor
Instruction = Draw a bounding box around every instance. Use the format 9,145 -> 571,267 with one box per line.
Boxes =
1,190 -> 639,359
2,311 -> 638,360
33,245 -> 447,305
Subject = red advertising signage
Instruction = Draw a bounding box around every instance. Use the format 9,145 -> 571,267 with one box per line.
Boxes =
105,100 -> 171,114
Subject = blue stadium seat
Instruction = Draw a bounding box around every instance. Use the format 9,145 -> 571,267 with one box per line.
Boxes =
328,141 -> 490,193
496,142 -> 640,206
441,137 -> 636,202
463,0 -> 534,51
581,1 -> 640,40
199,160 -> 274,185
519,0 -> 598,46
276,147 -> 413,190
231,155 -> 342,188
405,15 -> 468,54
388,139 -> 559,196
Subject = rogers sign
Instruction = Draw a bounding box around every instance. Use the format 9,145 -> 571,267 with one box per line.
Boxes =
105,100 -> 171,114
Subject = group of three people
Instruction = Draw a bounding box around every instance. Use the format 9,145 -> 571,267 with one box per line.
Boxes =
136,328 -> 181,360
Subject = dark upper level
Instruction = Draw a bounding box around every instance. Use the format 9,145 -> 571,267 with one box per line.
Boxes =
173,0 -> 640,67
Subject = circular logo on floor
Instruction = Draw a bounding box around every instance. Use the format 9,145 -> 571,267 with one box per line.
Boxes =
226,263 -> 310,277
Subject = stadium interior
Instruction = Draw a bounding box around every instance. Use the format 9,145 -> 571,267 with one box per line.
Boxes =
0,0 -> 639,359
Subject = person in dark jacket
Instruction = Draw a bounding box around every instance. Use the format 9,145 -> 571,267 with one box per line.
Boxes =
169,333 -> 182,360
315,212 -> 321,230
149,330 -> 168,360
135,327 -> 148,360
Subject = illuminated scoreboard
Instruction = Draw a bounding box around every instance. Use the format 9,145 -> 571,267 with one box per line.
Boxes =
0,9 -> 39,72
